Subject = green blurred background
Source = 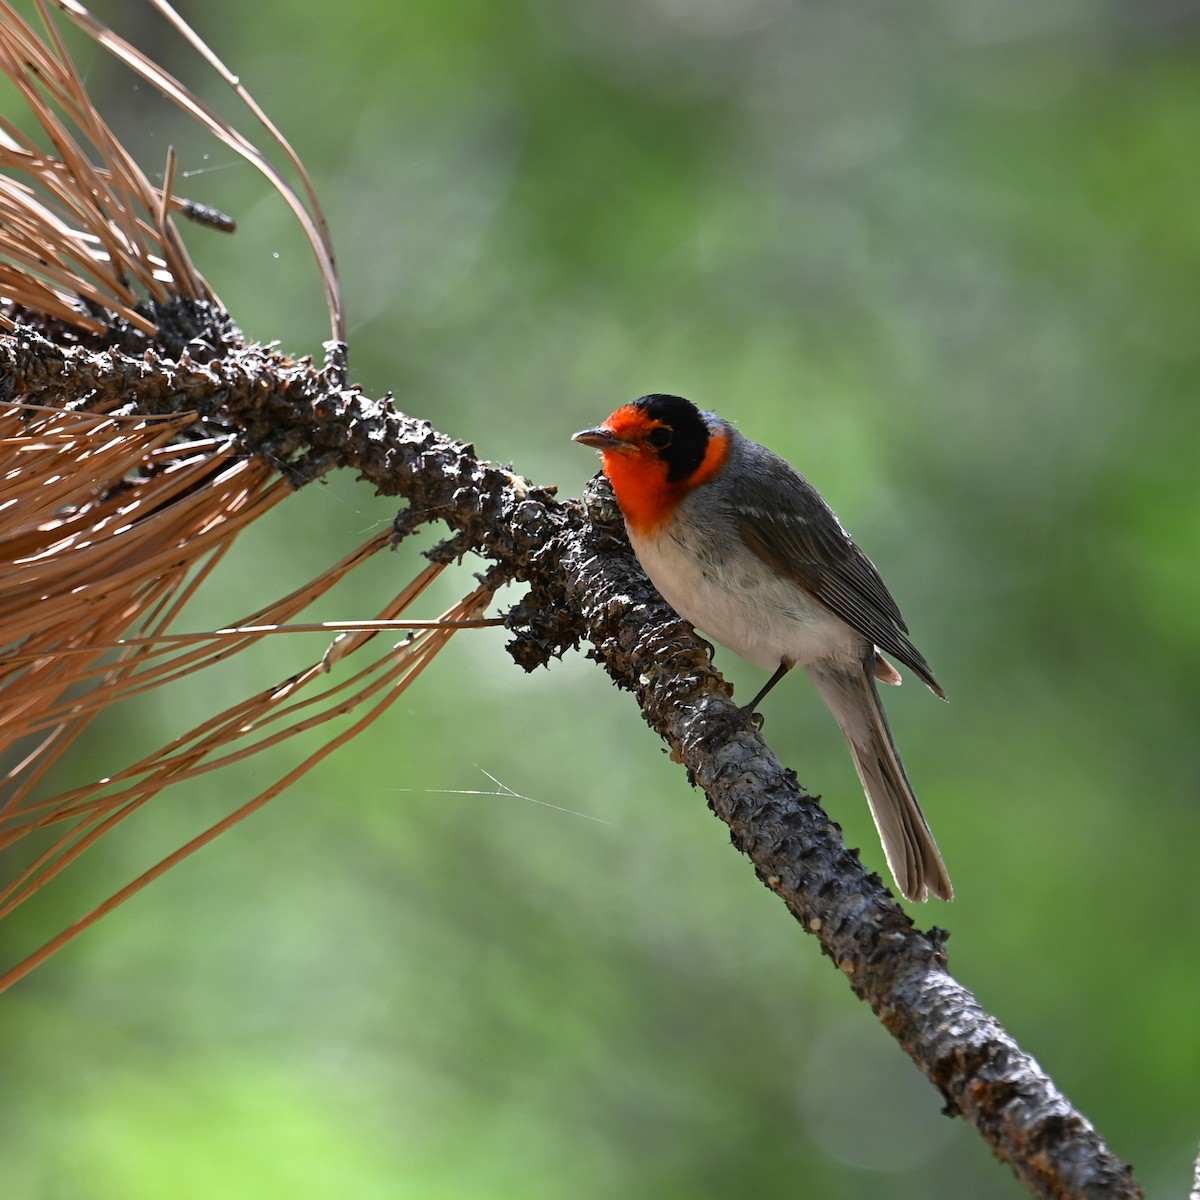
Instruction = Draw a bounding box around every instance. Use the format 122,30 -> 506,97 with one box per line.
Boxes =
4,0 -> 1199,1196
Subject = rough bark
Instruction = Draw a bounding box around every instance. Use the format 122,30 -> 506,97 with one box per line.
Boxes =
0,326 -> 1144,1200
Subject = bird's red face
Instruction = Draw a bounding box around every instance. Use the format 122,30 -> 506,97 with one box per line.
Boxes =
573,395 -> 729,533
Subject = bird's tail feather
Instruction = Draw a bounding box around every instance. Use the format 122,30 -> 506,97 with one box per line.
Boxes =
808,663 -> 953,903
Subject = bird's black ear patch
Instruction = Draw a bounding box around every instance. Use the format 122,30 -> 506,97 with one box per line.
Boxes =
632,394 -> 710,482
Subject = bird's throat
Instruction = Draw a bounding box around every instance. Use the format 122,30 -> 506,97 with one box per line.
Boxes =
603,429 -> 730,534
602,451 -> 675,533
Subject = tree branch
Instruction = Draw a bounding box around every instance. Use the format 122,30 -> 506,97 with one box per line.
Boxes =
0,326 -> 1143,1200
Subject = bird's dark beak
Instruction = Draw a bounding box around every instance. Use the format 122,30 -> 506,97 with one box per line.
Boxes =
572,426 -> 625,451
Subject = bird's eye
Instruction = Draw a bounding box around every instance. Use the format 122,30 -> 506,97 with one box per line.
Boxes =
647,426 -> 673,449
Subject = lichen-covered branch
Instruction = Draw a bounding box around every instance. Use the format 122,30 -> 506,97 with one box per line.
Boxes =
0,326 -> 1143,1200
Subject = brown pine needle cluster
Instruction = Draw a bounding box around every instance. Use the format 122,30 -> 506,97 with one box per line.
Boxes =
0,0 -> 208,332
0,1 -> 492,985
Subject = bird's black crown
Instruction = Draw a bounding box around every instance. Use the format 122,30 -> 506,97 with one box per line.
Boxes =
632,393 -> 710,482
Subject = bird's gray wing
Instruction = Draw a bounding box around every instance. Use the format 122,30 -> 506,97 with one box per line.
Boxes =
727,451 -> 944,698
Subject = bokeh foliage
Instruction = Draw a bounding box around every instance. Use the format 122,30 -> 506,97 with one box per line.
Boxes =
4,1 -> 1199,1196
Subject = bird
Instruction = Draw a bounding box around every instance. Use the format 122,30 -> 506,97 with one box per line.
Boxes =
573,393 -> 952,902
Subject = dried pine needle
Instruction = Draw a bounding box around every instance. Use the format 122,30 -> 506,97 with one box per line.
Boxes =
0,3 -> 468,990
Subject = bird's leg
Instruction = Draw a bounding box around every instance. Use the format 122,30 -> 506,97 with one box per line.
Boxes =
743,659 -> 792,726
